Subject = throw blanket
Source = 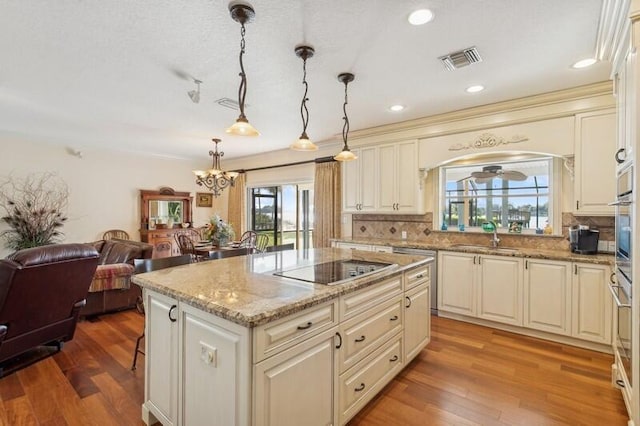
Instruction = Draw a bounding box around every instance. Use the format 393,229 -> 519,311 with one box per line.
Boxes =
89,263 -> 135,292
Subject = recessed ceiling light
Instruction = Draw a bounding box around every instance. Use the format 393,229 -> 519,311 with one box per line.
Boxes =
408,9 -> 434,25
389,104 -> 405,112
466,85 -> 484,93
572,58 -> 597,69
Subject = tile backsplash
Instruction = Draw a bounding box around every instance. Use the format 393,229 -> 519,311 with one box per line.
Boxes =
351,212 -> 615,252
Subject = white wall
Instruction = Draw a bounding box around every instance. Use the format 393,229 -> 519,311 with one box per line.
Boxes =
0,135 -> 218,257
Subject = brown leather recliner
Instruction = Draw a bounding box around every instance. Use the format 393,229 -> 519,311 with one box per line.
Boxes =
0,243 -> 99,365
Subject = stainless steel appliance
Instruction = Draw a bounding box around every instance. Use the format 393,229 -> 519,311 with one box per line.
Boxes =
392,247 -> 437,313
569,225 -> 600,254
609,163 -> 633,387
612,164 -> 633,284
273,259 -> 395,285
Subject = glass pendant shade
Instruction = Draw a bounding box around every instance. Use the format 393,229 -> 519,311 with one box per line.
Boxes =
334,148 -> 357,161
226,117 -> 259,136
290,134 -> 318,151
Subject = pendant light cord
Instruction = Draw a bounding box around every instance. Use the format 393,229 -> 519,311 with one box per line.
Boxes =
237,23 -> 248,119
300,57 -> 310,137
342,80 -> 350,149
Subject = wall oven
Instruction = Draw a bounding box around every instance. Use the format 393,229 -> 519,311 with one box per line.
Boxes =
609,163 -> 633,386
614,165 -> 633,283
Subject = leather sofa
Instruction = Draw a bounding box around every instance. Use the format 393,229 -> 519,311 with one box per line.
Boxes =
81,238 -> 153,316
0,243 -> 99,366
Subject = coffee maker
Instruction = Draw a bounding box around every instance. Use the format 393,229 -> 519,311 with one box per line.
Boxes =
569,225 -> 600,254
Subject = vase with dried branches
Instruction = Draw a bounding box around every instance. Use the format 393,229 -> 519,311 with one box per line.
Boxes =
0,173 -> 69,251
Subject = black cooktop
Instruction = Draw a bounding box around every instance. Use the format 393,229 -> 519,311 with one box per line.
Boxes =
273,259 -> 393,285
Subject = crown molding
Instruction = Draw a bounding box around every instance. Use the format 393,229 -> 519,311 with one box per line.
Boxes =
345,81 -> 613,146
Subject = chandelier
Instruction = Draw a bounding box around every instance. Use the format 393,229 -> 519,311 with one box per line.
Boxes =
193,139 -> 239,197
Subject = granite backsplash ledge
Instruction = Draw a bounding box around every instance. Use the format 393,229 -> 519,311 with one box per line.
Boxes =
351,212 -> 614,251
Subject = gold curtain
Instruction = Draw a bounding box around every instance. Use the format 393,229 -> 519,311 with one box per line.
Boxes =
313,161 -> 341,248
227,173 -> 246,237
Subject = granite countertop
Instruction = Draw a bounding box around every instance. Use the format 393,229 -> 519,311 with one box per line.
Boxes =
132,248 -> 433,328
332,237 -> 614,266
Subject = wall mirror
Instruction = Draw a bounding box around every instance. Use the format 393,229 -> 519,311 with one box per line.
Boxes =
140,188 -> 193,230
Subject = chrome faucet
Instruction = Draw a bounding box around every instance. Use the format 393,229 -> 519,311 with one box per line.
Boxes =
490,221 -> 500,247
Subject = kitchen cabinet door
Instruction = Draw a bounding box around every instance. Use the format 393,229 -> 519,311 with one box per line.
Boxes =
377,141 -> 423,214
571,263 -> 612,344
574,110 -> 616,215
180,304 -> 250,426
404,281 -> 430,363
477,255 -> 523,326
523,259 -> 572,335
254,327 -> 338,426
342,147 -> 377,213
438,251 -> 476,316
143,290 -> 179,426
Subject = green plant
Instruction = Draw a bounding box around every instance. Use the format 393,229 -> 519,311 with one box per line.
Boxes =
0,173 -> 69,251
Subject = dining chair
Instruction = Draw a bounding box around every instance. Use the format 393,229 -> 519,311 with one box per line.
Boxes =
131,254 -> 192,370
255,234 -> 270,253
102,229 -> 130,240
238,231 -> 258,249
176,234 -> 203,262
207,247 -> 253,260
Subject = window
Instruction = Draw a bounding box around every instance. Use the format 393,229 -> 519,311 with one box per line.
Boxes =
440,158 -> 553,232
249,184 -> 314,249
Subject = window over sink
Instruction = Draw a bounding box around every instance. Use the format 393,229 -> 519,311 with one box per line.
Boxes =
439,157 -> 556,233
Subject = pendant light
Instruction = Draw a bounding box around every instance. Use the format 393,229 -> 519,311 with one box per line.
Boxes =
226,3 -> 259,137
334,73 -> 357,161
290,45 -> 318,151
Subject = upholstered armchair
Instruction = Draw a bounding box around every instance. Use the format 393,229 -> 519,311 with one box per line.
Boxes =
82,239 -> 153,316
0,243 -> 99,367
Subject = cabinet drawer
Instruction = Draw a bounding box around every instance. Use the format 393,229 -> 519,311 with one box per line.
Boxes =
340,275 -> 402,320
339,333 -> 403,424
339,296 -> 403,373
405,265 -> 430,290
253,300 -> 338,363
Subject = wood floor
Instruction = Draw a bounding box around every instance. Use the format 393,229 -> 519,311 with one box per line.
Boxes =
0,311 -> 629,425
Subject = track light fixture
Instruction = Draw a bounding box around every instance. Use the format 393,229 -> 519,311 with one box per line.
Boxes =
226,2 -> 259,136
188,79 -> 202,103
334,73 -> 357,162
290,45 -> 318,151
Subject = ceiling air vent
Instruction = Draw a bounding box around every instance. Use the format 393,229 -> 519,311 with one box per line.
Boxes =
439,47 -> 483,71
215,97 -> 241,110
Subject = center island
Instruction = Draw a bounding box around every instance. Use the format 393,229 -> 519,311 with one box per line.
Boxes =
132,247 -> 434,426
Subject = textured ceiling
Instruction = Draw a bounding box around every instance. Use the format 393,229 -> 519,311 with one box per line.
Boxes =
0,0 -> 610,160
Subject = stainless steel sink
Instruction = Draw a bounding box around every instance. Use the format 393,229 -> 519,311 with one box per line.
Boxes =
450,244 -> 520,254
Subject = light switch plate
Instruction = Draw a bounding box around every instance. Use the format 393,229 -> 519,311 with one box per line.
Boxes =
401,231 -> 407,240
598,240 -> 608,253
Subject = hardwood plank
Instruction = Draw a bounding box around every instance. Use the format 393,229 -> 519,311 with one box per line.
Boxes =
0,310 -> 629,425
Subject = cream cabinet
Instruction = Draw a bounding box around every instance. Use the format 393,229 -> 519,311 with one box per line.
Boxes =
254,327 -> 339,426
404,276 -> 430,363
342,146 -> 377,213
143,290 -> 251,426
439,251 -> 522,326
342,140 -> 424,214
523,259 -> 572,336
573,110 -> 616,215
143,291 -> 179,426
614,37 -> 635,170
572,263 -> 613,344
439,253 -> 612,346
377,141 -> 422,213
477,255 -> 523,326
438,251 -> 476,316
333,242 -> 393,253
